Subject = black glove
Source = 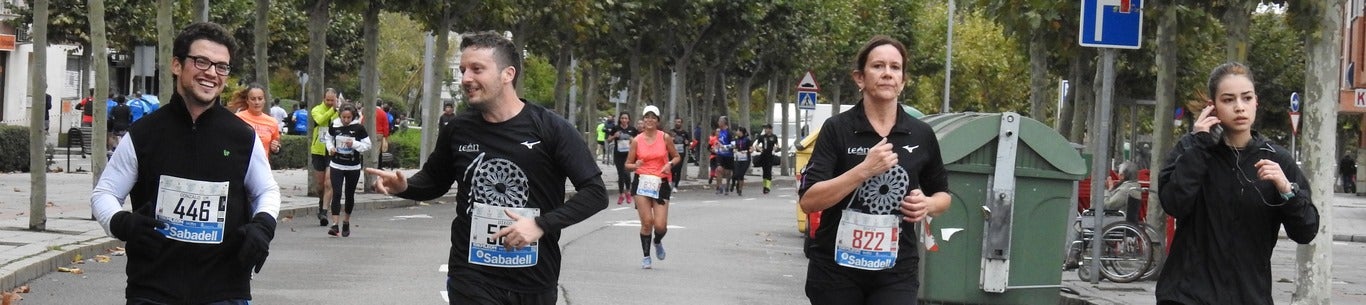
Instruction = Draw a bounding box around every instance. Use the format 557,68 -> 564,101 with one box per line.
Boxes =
110,210 -> 167,254
238,212 -> 277,273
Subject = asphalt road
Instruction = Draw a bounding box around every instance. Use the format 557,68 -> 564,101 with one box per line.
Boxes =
17,186 -> 812,305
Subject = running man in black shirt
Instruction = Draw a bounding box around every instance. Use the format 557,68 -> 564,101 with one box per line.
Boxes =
366,31 -> 607,305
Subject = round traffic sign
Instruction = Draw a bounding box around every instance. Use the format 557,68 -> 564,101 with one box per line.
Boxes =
1290,92 -> 1300,112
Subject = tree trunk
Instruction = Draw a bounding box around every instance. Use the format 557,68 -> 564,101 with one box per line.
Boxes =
1222,1 -> 1255,62
156,0 -> 172,103
553,48 -> 571,114
1147,0 -> 1178,258
1057,52 -> 1080,135
306,0 -> 330,197
582,63 -> 600,132
93,0 -> 114,184
29,0 -> 48,231
361,1 -> 380,191
1069,48 -> 1096,142
1028,31 -> 1049,121
670,50 -> 693,123
422,10 -> 452,163
419,33 -> 436,166
739,76 -> 753,134
194,0 -> 209,22
626,40 -> 641,114
254,0 -> 270,99
1293,2 -> 1342,304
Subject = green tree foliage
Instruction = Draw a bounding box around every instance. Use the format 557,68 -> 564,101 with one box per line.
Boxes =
906,2 -> 1028,114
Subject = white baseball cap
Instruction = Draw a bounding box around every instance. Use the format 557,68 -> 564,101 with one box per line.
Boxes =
642,105 -> 661,117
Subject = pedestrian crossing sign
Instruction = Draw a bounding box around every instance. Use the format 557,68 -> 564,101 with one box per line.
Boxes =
798,91 -> 817,110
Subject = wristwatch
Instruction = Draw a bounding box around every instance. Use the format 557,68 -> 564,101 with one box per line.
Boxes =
1280,182 -> 1299,200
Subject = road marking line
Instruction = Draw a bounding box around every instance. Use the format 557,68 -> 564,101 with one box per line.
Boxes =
440,264 -> 449,302
607,220 -> 685,229
611,207 -> 631,211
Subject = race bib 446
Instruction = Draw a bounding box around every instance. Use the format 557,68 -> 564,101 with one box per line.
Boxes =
155,176 -> 229,244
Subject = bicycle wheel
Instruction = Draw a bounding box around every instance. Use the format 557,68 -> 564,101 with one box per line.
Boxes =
1098,222 -> 1152,283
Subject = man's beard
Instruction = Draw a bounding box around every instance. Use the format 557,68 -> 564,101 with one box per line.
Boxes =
466,98 -> 491,112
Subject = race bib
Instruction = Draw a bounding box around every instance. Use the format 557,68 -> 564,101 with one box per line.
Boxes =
154,176 -> 229,244
336,135 -> 355,154
616,139 -> 631,152
834,210 -> 899,270
734,150 -> 749,162
468,203 -> 541,268
637,175 -> 662,199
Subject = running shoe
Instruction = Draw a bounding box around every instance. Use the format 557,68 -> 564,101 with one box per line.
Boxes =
342,222 -> 351,237
642,257 -> 652,269
627,196 -> 634,204
327,225 -> 339,237
317,210 -> 329,226
654,243 -> 666,260
616,193 -> 625,205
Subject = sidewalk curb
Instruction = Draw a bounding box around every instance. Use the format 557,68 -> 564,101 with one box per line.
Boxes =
0,236 -> 121,293
0,194 -> 455,292
1334,234 -> 1366,243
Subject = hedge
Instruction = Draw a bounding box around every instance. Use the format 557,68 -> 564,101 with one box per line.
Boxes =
0,126 -> 31,172
271,135 -> 312,170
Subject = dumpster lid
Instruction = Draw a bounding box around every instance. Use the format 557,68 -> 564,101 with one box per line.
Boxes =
922,112 -> 1086,177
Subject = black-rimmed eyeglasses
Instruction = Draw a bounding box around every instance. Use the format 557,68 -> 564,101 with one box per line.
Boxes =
181,55 -> 230,76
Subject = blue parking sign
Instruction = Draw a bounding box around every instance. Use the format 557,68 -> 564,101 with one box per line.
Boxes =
1080,0 -> 1143,49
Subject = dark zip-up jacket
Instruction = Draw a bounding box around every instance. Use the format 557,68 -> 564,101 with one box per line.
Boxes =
1157,131 -> 1319,305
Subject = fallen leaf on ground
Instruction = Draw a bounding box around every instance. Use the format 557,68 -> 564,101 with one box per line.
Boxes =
11,188 -> 18,192
71,254 -> 83,263
1,291 -> 21,305
93,255 -> 111,263
45,202 -> 54,207
56,267 -> 83,274
11,285 -> 28,293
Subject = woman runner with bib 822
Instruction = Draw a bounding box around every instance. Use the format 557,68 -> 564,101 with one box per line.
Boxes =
625,105 -> 681,269
797,35 -> 951,305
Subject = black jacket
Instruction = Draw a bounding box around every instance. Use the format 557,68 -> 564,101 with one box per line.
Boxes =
1156,131 -> 1319,305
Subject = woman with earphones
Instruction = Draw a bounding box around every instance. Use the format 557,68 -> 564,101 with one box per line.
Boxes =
1156,62 -> 1319,305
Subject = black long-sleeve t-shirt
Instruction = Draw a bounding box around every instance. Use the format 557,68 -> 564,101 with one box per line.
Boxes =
395,100 -> 607,293
1156,131 -> 1319,305
797,101 -> 950,272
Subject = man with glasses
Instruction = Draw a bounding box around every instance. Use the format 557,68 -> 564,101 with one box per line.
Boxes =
91,22 -> 280,305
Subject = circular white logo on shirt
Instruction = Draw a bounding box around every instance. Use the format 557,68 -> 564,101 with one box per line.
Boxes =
856,165 -> 909,215
471,157 -> 529,208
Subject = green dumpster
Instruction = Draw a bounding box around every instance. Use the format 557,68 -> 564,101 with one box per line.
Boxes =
918,112 -> 1087,305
